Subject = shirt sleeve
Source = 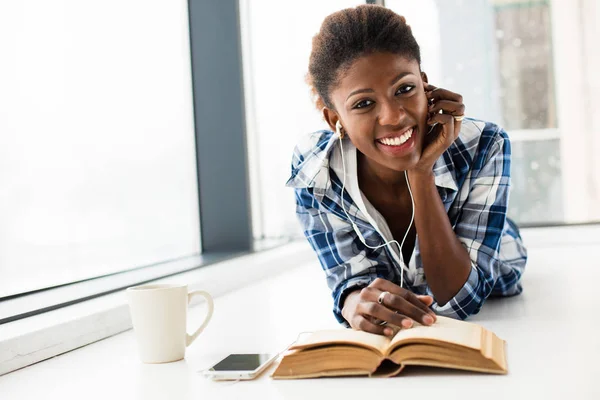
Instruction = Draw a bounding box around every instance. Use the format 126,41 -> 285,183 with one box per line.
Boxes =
294,187 -> 398,325
429,128 -> 527,319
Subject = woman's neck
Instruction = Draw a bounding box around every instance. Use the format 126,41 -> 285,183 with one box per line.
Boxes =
357,151 -> 409,197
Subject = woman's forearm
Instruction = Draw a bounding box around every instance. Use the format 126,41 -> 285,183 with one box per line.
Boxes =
407,170 -> 471,305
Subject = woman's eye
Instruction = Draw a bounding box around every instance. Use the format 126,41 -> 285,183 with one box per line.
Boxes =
354,99 -> 374,109
396,85 -> 415,95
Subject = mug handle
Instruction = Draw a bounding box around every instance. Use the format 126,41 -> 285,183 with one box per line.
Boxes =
186,290 -> 214,347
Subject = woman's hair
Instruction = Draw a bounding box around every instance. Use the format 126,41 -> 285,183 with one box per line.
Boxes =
307,5 -> 421,111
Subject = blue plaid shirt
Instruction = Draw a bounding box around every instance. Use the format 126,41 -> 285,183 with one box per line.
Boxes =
286,118 -> 527,324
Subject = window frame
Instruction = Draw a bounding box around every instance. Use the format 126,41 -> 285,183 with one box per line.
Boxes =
189,0 -> 253,253
0,0 -> 253,327
0,0 -> 262,375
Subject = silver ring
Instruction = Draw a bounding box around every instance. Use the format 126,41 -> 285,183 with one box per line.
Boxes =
377,291 -> 389,305
377,292 -> 390,326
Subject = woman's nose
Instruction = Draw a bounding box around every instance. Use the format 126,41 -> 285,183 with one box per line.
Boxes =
377,100 -> 406,126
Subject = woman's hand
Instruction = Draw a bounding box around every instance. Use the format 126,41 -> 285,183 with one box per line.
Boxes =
341,278 -> 437,337
409,84 -> 465,175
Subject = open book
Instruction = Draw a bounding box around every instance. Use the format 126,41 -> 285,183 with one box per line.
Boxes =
272,316 -> 506,379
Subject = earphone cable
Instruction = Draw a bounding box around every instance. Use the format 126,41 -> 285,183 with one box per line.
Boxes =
337,126 -> 414,289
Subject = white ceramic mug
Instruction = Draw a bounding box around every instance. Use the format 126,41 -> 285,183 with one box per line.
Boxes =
126,284 -> 214,364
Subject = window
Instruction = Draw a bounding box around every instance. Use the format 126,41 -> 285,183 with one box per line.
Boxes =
0,0 -> 200,299
0,0 -> 265,374
239,0 -> 367,244
384,0 -> 600,226
494,0 -> 556,130
493,0 -> 561,223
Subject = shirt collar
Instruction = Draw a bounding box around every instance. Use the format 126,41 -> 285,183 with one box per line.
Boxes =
285,130 -> 337,191
286,130 -> 460,193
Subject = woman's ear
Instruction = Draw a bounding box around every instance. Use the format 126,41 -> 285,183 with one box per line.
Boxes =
321,107 -> 338,132
421,71 -> 429,88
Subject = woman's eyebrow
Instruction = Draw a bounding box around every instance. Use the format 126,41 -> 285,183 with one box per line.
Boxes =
389,71 -> 414,86
346,71 -> 416,101
346,88 -> 374,101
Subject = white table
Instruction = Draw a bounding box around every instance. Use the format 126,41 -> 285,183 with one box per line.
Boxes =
1,228 -> 599,399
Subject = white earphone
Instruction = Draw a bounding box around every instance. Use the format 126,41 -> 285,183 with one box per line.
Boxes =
335,120 -> 415,288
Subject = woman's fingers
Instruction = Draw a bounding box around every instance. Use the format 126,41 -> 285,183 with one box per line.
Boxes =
370,278 -> 435,316
426,112 -> 458,148
350,282 -> 439,337
428,99 -> 465,117
424,83 -> 438,93
398,291 -> 437,320
384,293 -> 435,326
427,111 -> 454,128
425,84 -> 463,104
350,314 -> 394,336
361,285 -> 436,326
425,84 -> 464,142
357,301 -> 415,329
416,295 -> 434,306
385,289 -> 436,324
370,279 -> 435,318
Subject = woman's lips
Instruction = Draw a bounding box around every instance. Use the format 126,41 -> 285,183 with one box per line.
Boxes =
375,126 -> 417,155
376,127 -> 414,143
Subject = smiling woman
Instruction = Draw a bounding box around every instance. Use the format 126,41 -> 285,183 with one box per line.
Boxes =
286,5 -> 527,336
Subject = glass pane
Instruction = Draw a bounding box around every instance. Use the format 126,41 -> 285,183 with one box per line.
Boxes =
508,139 -> 563,224
494,1 -> 556,130
0,0 -> 200,298
240,0 -> 366,243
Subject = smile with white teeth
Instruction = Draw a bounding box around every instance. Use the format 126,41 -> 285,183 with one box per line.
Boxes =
377,128 -> 413,146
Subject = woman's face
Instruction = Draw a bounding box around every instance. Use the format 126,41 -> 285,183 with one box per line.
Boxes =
327,52 -> 429,173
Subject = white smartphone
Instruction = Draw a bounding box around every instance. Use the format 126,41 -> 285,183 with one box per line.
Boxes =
202,353 -> 278,381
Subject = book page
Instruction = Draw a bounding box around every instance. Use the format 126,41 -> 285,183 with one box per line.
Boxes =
389,316 -> 482,352
290,329 -> 391,356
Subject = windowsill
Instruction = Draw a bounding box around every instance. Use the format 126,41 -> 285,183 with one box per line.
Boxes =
0,240 -> 315,376
0,252 -> 246,325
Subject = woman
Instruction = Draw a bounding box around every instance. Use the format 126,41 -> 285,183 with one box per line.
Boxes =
286,5 -> 527,337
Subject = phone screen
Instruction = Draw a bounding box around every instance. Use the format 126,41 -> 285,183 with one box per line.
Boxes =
209,353 -> 273,372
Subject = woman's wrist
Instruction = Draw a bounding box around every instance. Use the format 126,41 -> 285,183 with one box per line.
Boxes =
407,168 -> 435,188
341,290 -> 361,322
